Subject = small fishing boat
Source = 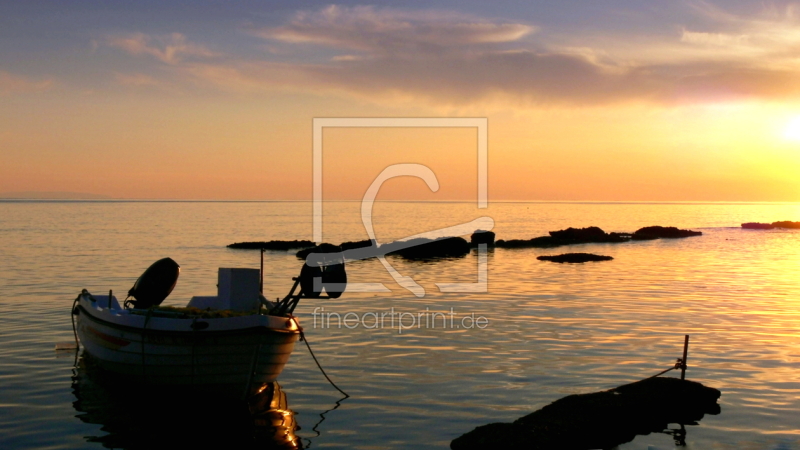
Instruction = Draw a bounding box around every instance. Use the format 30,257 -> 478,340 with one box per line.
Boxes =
72,252 -> 346,399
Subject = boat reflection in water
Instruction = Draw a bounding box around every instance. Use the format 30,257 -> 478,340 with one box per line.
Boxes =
72,354 -> 302,449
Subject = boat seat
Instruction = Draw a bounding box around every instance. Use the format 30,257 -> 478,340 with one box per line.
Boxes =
187,296 -> 224,309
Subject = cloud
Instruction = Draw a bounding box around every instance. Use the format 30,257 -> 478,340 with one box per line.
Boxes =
253,5 -> 535,56
680,30 -> 750,46
677,1 -> 800,69
108,4 -> 800,107
301,51 -> 653,105
182,48 -> 800,107
107,32 -> 218,64
0,70 -> 54,95
330,54 -> 362,62
182,61 -> 316,94
179,51 -> 638,105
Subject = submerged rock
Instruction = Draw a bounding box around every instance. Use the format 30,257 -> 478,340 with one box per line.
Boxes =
451,377 -> 721,450
228,240 -> 315,250
537,253 -> 613,263
632,226 -> 702,240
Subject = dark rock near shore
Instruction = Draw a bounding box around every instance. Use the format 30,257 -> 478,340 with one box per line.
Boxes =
549,226 -> 630,243
228,240 -> 316,250
470,230 -> 495,247
296,244 -> 329,260
771,221 -> 800,229
385,236 -> 471,260
246,223 -> 707,260
742,222 -> 775,230
549,226 -> 605,239
297,237 -> 471,260
496,236 -> 564,248
340,239 -> 374,251
451,377 -> 721,450
496,227 -> 629,249
741,221 -> 800,230
537,253 -> 613,263
632,226 -> 702,240
297,240 -> 376,260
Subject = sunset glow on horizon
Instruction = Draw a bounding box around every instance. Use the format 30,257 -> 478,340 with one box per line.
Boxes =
2,1 -> 800,201
785,116 -> 800,141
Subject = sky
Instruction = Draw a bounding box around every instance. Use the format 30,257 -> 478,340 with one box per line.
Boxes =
2,0 -> 800,201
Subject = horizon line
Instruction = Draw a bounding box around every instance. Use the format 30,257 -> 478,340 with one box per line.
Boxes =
2,198 -> 800,205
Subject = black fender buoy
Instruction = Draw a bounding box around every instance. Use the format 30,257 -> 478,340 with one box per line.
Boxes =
299,263 -> 323,299
322,262 -> 347,299
300,244 -> 347,298
127,258 -> 180,309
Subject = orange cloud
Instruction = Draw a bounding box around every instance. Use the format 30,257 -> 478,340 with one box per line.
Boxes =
255,5 -> 535,55
106,32 -> 218,64
105,4 -> 800,108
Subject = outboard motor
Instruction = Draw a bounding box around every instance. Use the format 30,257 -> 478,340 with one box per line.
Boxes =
300,244 -> 347,299
127,258 -> 180,309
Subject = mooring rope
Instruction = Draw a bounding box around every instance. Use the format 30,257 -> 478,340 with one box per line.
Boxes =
291,317 -> 349,398
305,394 -> 348,449
645,358 -> 685,380
71,294 -> 81,349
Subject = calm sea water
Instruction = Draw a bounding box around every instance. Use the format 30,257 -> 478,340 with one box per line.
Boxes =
1,201 -> 799,449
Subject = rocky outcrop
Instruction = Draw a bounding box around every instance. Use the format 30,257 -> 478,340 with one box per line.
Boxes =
741,222 -> 775,230
495,236 -> 564,248
770,221 -> 800,229
227,240 -> 315,250
470,230 -> 495,247
451,377 -> 721,450
741,221 -> 800,230
238,224 -> 708,259
297,237 -> 471,260
549,227 -> 628,243
297,240 -> 375,259
340,239 -> 374,251
537,253 -> 613,263
385,237 -> 471,260
632,226 -> 702,240
496,227 -> 629,249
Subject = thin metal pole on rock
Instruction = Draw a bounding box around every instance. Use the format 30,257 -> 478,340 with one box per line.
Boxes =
681,334 -> 689,380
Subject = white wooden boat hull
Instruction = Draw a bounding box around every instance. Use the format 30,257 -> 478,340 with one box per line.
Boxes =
75,291 -> 300,398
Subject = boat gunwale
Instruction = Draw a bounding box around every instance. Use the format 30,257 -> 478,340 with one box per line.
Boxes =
77,303 -> 301,337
